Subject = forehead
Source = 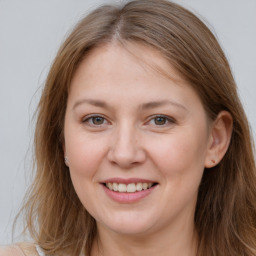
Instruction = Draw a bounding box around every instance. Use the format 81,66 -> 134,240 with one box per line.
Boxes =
76,42 -> 185,84
67,42 -> 203,112
71,42 -> 186,89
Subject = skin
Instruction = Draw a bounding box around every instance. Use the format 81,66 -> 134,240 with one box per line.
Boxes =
64,43 -> 232,256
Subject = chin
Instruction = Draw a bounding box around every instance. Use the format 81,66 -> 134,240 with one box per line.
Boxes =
97,211 -> 157,236
108,223 -> 154,236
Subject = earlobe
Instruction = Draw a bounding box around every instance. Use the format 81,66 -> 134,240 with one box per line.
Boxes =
64,156 -> 69,166
205,111 -> 233,168
63,143 -> 69,167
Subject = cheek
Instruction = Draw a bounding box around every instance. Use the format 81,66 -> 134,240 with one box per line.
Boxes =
65,132 -> 108,177
147,128 -> 208,178
65,135 -> 107,214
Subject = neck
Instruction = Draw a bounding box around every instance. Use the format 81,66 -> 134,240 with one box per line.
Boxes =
91,216 -> 198,256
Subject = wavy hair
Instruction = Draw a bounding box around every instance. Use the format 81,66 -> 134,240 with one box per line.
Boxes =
17,0 -> 256,255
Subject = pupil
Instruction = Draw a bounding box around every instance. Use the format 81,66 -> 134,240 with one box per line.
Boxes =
155,117 -> 166,125
93,117 -> 104,125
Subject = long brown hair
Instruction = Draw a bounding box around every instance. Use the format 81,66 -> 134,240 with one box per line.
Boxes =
18,0 -> 256,255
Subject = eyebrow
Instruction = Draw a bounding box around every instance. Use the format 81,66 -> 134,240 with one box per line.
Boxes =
72,98 -> 187,111
72,99 -> 109,110
140,100 -> 187,111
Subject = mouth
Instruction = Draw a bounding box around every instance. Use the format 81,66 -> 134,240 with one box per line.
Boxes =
103,182 -> 158,193
101,178 -> 159,203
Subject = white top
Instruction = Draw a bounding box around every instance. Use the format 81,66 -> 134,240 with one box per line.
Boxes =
35,245 -> 45,256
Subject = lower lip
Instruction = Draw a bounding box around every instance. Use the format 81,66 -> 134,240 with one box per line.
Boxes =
102,184 -> 157,203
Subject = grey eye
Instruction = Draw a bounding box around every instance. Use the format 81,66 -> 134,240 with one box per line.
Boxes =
91,116 -> 105,125
83,115 -> 107,126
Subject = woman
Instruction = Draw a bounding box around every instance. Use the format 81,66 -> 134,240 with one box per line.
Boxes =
1,0 -> 256,255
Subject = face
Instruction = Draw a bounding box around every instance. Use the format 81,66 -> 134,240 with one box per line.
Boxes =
64,43 -> 212,237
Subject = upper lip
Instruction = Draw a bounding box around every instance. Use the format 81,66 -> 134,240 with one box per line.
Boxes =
101,178 -> 158,184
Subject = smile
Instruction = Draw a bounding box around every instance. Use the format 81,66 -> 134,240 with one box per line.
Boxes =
101,179 -> 158,203
105,182 -> 155,193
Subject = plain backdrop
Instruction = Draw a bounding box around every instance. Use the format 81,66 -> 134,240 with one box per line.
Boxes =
0,0 -> 255,244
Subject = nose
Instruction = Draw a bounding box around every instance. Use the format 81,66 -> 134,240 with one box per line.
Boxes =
107,123 -> 146,169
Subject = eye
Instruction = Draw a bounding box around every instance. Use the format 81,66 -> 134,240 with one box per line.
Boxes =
147,115 -> 175,126
82,115 -> 108,127
153,116 -> 168,125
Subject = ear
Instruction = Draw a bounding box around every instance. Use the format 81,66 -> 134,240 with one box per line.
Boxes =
204,111 -> 233,168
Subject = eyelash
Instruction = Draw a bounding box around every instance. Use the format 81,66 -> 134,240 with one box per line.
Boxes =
82,115 -> 109,127
82,114 -> 176,128
146,115 -> 176,127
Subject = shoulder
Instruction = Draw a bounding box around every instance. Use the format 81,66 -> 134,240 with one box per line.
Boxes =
0,245 -> 25,256
0,243 -> 40,256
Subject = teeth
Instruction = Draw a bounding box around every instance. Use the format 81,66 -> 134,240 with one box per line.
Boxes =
105,182 -> 155,193
113,183 -> 118,191
118,183 -> 127,192
127,183 -> 136,193
136,183 -> 143,191
107,183 -> 113,191
142,183 -> 148,190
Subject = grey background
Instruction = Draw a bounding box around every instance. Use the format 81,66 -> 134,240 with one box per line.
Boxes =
0,0 -> 255,244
